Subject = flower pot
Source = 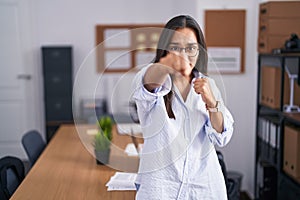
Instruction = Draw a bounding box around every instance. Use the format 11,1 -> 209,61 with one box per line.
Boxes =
95,148 -> 110,165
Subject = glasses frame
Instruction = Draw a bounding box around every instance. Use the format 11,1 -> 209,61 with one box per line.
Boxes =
167,45 -> 199,57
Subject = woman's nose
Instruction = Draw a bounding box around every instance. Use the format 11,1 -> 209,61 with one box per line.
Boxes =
179,54 -> 190,69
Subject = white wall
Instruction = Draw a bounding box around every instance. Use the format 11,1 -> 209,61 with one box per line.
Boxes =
33,0 -> 260,197
34,0 -> 175,116
195,1 -> 259,198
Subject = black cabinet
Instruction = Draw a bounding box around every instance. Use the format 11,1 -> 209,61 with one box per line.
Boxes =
42,46 -> 73,142
255,53 -> 300,200
257,161 -> 278,200
278,174 -> 300,200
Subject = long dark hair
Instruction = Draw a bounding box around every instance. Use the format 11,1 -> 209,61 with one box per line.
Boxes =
154,15 -> 208,119
155,15 -> 208,73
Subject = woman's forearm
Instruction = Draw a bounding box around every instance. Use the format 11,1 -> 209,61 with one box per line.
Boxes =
143,63 -> 171,92
209,112 -> 224,133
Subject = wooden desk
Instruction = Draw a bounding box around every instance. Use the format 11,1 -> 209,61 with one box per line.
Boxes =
11,124 -> 140,200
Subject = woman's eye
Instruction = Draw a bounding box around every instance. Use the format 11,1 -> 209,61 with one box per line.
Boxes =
187,46 -> 197,51
169,46 -> 180,51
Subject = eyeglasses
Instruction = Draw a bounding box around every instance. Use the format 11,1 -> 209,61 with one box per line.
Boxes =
168,45 -> 199,57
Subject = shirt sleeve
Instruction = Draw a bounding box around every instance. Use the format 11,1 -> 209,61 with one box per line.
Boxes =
204,78 -> 234,147
131,65 -> 172,113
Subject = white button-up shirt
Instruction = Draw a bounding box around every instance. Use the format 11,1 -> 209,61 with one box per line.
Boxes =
132,66 -> 234,200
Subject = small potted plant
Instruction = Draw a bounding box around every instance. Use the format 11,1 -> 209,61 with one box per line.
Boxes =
94,116 -> 113,165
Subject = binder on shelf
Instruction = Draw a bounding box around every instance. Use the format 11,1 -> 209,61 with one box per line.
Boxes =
269,123 -> 278,149
260,65 -> 300,110
283,126 -> 300,182
257,116 -> 281,165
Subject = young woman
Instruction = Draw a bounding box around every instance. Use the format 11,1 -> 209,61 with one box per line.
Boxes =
132,15 -> 234,199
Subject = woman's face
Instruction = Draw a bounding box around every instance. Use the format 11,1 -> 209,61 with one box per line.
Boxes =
168,27 -> 199,78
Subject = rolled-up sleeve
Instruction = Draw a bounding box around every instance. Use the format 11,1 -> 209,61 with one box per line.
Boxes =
131,65 -> 172,112
205,78 -> 234,147
205,107 -> 234,147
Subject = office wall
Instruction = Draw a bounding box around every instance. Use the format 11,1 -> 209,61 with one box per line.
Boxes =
34,0 -> 176,116
33,0 -> 259,197
196,1 -> 259,198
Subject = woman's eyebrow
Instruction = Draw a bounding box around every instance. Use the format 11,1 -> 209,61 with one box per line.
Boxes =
169,42 -> 180,45
169,42 -> 198,46
187,42 -> 198,45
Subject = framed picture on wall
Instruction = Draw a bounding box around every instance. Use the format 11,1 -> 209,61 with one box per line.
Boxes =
95,24 -> 164,73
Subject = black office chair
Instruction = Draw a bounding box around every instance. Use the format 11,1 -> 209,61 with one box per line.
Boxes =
0,156 -> 25,200
22,130 -> 46,167
217,151 -> 242,200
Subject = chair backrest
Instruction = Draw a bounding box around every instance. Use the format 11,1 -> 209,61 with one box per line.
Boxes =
0,156 -> 25,200
216,151 -> 229,187
22,130 -> 46,167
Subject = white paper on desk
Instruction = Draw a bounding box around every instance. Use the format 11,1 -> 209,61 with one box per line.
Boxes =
106,172 -> 137,191
124,143 -> 143,156
117,123 -> 142,135
125,143 -> 138,156
86,129 -> 98,136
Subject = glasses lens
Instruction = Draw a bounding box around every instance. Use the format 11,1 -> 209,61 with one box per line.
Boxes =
168,45 -> 199,56
186,46 -> 198,57
168,46 -> 180,53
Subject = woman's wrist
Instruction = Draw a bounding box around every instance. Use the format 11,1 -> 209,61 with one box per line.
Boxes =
206,100 -> 217,109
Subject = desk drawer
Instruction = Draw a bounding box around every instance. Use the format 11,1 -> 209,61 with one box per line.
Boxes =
45,97 -> 73,121
44,72 -> 72,98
